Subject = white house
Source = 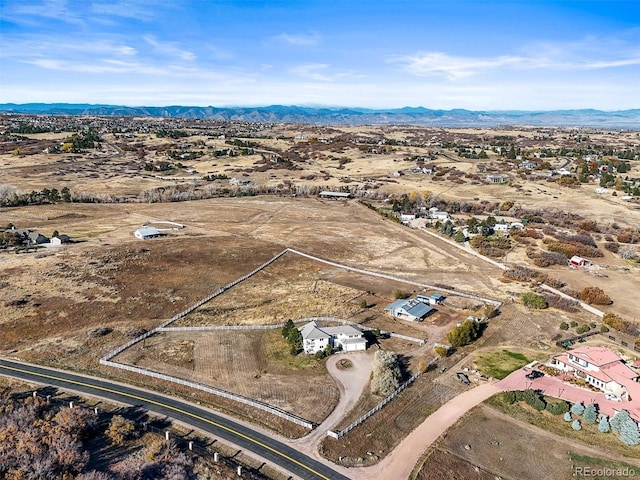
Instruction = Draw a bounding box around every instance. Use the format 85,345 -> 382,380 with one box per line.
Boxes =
400,214 -> 416,222
428,207 -> 450,221
134,226 -> 161,240
486,174 -> 508,184
494,222 -> 524,233
298,321 -> 366,354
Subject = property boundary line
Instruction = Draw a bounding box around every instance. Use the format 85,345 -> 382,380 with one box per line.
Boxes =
101,247 -> 496,431
327,357 -> 438,439
159,316 -> 426,345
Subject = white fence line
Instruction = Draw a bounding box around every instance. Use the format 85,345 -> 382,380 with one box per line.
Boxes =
99,358 -> 314,429
158,316 -> 426,345
103,247 -> 488,432
101,249 -> 289,363
327,357 -> 438,439
99,249 -> 317,428
286,248 -> 501,307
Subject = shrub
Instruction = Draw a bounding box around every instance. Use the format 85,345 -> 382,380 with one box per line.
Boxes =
600,325 -> 610,333
576,325 -> 590,334
579,220 -> 598,232
571,402 -> 585,416
570,321 -> 578,327
602,312 -> 640,336
522,389 -> 546,411
546,400 -> 570,415
370,350 -> 403,396
598,416 -> 611,433
447,319 -> 482,347
105,415 -> 139,446
359,299 -> 368,309
559,322 -> 569,330
520,291 -> 548,309
502,391 -> 517,404
579,286 -> 613,305
541,292 -> 579,312
394,289 -> 406,299
583,404 -> 598,423
572,419 -> 582,430
564,412 -> 572,422
434,346 -> 448,357
604,242 -> 620,253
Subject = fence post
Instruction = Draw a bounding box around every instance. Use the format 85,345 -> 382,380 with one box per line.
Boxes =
214,452 -> 219,462
94,407 -> 99,415
69,401 -> 74,409
188,441 -> 193,451
237,465 -> 242,476
165,431 -> 170,441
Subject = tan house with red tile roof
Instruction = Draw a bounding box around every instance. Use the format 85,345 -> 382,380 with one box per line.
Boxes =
549,346 -> 640,401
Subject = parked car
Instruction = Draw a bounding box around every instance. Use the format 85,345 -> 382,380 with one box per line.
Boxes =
457,372 -> 471,385
526,370 -> 544,380
605,394 -> 622,402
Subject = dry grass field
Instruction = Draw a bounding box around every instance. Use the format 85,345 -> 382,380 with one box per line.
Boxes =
2,121 -> 639,473
115,330 -> 339,424
414,405 -> 640,480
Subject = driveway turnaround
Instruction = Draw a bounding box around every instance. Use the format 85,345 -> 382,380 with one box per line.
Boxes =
0,358 -> 349,480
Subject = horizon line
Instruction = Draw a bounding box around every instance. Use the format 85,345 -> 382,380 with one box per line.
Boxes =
2,102 -> 640,114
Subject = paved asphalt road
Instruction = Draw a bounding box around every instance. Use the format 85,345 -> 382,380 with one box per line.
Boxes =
0,358 -> 349,480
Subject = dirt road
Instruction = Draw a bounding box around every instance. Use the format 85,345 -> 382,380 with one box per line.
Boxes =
354,382 -> 501,480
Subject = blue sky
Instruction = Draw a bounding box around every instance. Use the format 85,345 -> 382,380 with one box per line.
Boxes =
1,0 -> 639,110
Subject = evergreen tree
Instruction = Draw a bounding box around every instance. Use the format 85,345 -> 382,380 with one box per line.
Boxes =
571,402 -> 585,416
281,319 -> 295,339
598,416 -> 610,433
583,403 -> 597,423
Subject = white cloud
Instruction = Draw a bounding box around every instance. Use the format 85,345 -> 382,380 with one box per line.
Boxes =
90,1 -> 169,21
274,33 -> 320,46
143,35 -> 197,61
291,63 -> 352,82
392,36 -> 640,80
4,0 -> 84,25
390,52 -> 523,79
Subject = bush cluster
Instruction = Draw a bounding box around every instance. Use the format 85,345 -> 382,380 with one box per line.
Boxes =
603,312 -> 639,336
502,265 -> 566,288
514,389 -> 546,411
542,292 -> 579,312
579,286 -> 613,305
447,319 -> 482,347
546,400 -> 570,415
370,350 -> 403,397
520,291 -> 548,309
545,240 -> 603,259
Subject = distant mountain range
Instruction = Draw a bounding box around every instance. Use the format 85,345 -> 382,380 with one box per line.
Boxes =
1,103 -> 640,128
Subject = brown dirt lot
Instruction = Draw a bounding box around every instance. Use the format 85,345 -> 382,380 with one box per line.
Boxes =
415,405 -> 640,480
115,330 -> 339,424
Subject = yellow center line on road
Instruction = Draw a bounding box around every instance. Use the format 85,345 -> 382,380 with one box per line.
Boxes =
0,363 -> 331,480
